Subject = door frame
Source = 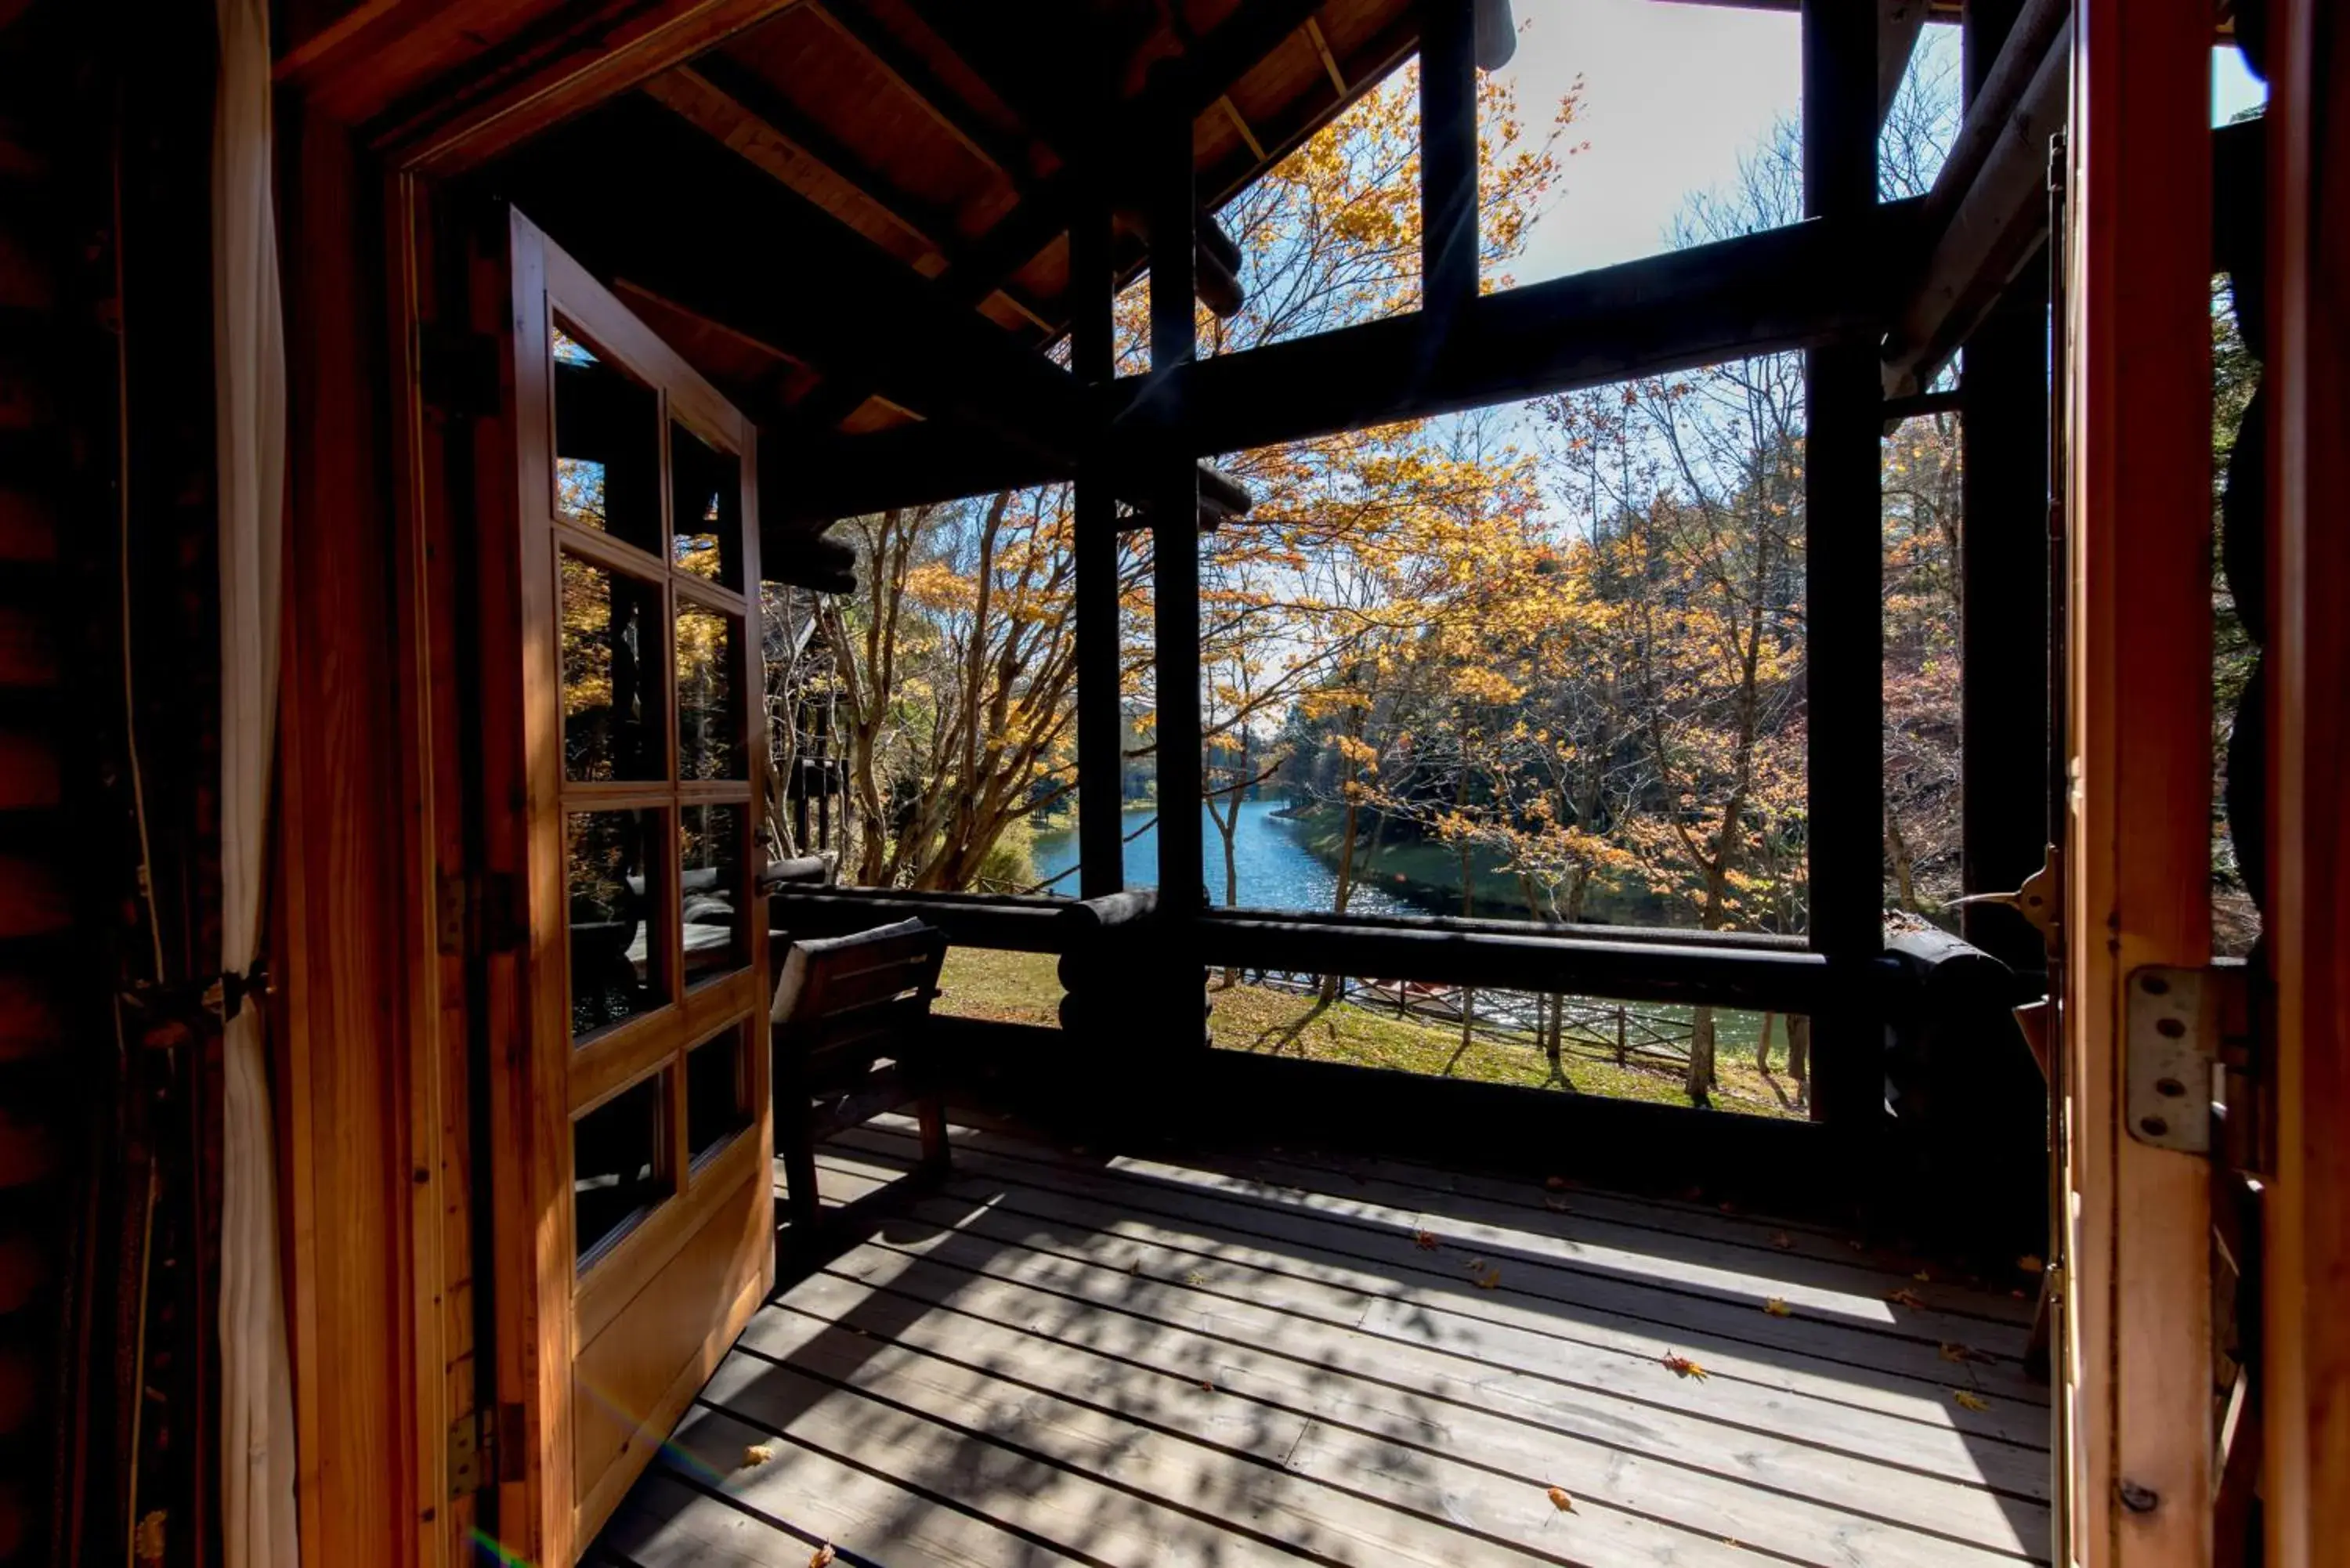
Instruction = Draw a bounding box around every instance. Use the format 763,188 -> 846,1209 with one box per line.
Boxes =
2059,2 -> 2218,1563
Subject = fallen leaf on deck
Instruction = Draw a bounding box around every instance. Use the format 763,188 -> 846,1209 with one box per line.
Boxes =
1661,1352 -> 1709,1380
743,1444 -> 776,1468
1185,1270 -> 1208,1286
1940,1342 -> 1988,1364
1475,1266 -> 1503,1289
1769,1230 -> 1795,1250
1887,1288 -> 1929,1310
1914,1270 -> 1932,1283
1762,1298 -> 1791,1317
1413,1230 -> 1441,1249
1542,1194 -> 1573,1213
1717,1201 -> 1737,1215
1546,1486 -> 1576,1513
1545,1175 -> 1570,1192
1953,1390 -> 1992,1413
809,1546 -> 836,1568
1463,1256 -> 1490,1274
1199,1380 -> 1216,1392
2018,1254 -> 2045,1274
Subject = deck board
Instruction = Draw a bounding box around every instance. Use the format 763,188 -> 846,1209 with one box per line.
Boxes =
593,1121 -> 2052,1567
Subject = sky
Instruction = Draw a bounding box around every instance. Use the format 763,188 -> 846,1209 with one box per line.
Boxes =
1485,5 -> 2266,290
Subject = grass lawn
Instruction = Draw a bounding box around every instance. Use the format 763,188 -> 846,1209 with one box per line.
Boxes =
938,947 -> 1807,1120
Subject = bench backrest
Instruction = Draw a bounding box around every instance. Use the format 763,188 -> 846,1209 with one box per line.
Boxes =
770,918 -> 946,1082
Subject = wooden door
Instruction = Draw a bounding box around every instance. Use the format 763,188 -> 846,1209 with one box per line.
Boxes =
479,207 -> 773,1563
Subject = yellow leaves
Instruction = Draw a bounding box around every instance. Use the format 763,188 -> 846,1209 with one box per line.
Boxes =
743,1443 -> 776,1468
1660,1353 -> 1709,1381
1546,1485 -> 1577,1514
1761,1298 -> 1792,1317
1952,1390 -> 1992,1414
1475,1268 -> 1503,1290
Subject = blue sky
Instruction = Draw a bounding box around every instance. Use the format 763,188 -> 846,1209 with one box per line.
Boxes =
1487,5 -> 2266,287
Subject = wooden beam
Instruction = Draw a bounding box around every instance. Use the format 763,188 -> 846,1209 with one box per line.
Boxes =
283,0 -> 808,174
1146,64 -> 1205,930
1956,0 -> 2052,975
1072,116 -> 1125,899
1801,0 -> 1884,1131
1305,16 -> 1348,95
797,204 -> 1918,517
803,0 -> 1029,181
1878,0 -> 1932,117
2063,0 -> 2215,1559
1220,95 -> 1267,162
1420,0 -> 1480,317
503,99 -> 1083,462
663,53 -> 1057,327
1881,9 -> 2070,395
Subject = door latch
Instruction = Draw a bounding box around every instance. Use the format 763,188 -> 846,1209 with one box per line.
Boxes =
1951,845 -> 2061,949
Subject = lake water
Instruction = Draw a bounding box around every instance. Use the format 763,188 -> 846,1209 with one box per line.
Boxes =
1029,797 -> 1415,915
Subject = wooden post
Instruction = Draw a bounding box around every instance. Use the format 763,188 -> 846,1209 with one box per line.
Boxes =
2263,2 -> 2350,1559
2064,0 -> 2215,1561
1147,64 -> 1204,928
1958,0 -> 2053,974
1419,0 -> 1479,322
1072,121 -> 1124,898
1801,0 -> 1884,1131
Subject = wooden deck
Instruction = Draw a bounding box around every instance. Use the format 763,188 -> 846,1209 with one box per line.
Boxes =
589,1119 -> 2052,1568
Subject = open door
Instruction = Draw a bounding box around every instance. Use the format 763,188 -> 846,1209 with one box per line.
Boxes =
470,207 -> 774,1563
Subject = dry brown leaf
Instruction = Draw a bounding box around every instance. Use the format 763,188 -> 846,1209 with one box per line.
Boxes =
743,1443 -> 776,1468
1762,1297 -> 1792,1317
1413,1230 -> 1441,1250
1661,1352 -> 1709,1380
1544,1175 -> 1570,1192
1546,1485 -> 1576,1513
1953,1389 -> 1992,1413
2018,1253 -> 2045,1274
1769,1230 -> 1795,1250
1887,1288 -> 1929,1310
1940,1342 -> 1991,1364
809,1545 -> 836,1568
1475,1266 -> 1503,1289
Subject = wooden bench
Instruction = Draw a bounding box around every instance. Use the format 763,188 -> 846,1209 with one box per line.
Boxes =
770,918 -> 950,1252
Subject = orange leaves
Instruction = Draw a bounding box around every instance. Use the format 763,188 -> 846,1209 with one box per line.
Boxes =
1886,1288 -> 1929,1311
1413,1230 -> 1441,1250
1660,1353 -> 1709,1381
743,1443 -> 776,1468
808,1545 -> 836,1568
1546,1486 -> 1577,1514
1761,1298 -> 1792,1317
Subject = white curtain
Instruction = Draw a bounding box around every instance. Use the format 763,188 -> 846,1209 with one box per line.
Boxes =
213,0 -> 297,1560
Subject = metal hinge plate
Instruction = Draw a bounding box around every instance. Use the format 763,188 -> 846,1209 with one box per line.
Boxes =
2124,964 -> 2249,1156
448,1409 -> 488,1497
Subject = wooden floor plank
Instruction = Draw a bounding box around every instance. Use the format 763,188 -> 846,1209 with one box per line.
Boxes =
596,1125 -> 2055,1568
716,1309 -> 1608,1568
855,1122 -> 2033,1334
826,1129 -> 2047,1404
808,1236 -> 2048,1562
812,1153 -> 2052,1485
743,1284 -> 1762,1568
1130,1136 -> 2029,1306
